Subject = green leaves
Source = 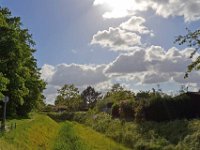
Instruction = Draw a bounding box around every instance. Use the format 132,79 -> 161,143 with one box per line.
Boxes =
0,73 -> 9,100
0,7 -> 45,116
175,28 -> 200,77
55,84 -> 82,111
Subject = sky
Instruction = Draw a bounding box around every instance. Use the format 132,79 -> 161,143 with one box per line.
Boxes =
1,0 -> 200,104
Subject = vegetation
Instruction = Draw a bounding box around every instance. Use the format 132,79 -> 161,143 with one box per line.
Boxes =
0,7 -> 46,117
55,84 -> 82,111
0,114 -> 58,149
0,113 -> 129,150
81,86 -> 101,109
175,28 -> 200,77
54,111 -> 200,150
53,122 -> 86,150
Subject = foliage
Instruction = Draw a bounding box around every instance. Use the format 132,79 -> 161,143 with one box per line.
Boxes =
0,73 -> 9,100
111,100 -> 135,120
104,83 -> 135,103
112,103 -> 120,118
175,28 -> 200,77
0,7 -> 46,116
55,84 -> 82,111
72,110 -> 200,150
47,112 -> 75,122
96,83 -> 135,113
81,86 -> 101,109
109,92 -> 200,122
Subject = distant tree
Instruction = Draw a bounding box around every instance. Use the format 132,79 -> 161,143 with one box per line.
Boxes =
104,83 -> 135,102
175,28 -> 200,77
81,86 -> 101,109
0,7 -> 46,116
55,84 -> 82,111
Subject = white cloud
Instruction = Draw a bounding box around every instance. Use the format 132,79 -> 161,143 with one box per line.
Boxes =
120,16 -> 152,35
105,46 -> 199,84
41,46 -> 200,104
41,64 -> 108,103
91,27 -> 141,51
49,64 -> 108,86
41,64 -> 55,82
105,49 -> 148,73
93,0 -> 200,22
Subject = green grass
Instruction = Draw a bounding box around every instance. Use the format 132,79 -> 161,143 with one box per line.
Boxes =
4,112 -> 200,150
73,122 -> 130,150
0,114 -> 130,150
53,122 -> 87,150
0,113 -> 59,150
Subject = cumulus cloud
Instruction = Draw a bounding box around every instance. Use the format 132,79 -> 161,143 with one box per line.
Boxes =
93,0 -> 200,22
120,16 -> 153,35
41,46 -> 200,104
91,15 -> 154,52
41,64 -> 108,104
105,49 -> 148,73
41,64 -> 55,82
105,45 -> 200,85
91,27 -> 141,51
49,64 -> 108,86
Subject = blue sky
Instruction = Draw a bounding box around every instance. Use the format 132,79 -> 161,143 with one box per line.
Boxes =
1,0 -> 200,104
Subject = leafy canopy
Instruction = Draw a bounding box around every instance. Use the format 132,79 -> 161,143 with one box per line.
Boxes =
0,7 -> 46,116
81,86 -> 101,108
55,84 -> 82,111
175,28 -> 200,77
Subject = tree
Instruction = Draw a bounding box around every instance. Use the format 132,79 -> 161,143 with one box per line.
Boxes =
0,7 -> 46,116
104,83 -> 135,102
55,84 -> 82,111
0,73 -> 9,100
81,86 -> 101,109
175,28 -> 200,77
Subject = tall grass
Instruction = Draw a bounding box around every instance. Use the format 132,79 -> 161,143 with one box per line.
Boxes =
0,113 -> 59,150
53,122 -> 87,150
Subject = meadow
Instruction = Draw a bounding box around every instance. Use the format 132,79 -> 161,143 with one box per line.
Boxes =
0,114 -> 129,150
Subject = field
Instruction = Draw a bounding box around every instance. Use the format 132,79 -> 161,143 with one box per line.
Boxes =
1,113 -> 200,150
0,114 -> 129,150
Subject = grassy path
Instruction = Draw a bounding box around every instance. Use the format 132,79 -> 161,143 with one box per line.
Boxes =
0,114 -> 59,150
73,122 -> 129,150
0,114 -> 129,150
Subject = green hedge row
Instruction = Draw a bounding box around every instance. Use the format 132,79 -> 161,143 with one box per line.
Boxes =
112,94 -> 200,122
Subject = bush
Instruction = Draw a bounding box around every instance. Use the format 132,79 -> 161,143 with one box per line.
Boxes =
73,112 -> 87,124
112,103 -> 120,118
47,112 -> 74,122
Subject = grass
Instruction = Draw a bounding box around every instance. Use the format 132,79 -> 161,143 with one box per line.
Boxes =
73,122 -> 130,150
0,113 -> 59,150
0,113 -> 130,150
4,112 -> 200,150
53,122 -> 87,150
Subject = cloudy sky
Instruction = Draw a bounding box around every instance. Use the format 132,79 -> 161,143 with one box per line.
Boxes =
2,0 -> 200,104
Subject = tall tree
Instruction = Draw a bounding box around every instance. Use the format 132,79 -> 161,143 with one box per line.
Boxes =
81,86 -> 101,109
0,7 -> 46,116
0,73 -> 9,100
175,28 -> 200,77
104,83 -> 135,102
55,84 -> 82,111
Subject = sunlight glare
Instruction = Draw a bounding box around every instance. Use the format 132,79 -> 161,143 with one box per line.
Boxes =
94,0 -> 149,18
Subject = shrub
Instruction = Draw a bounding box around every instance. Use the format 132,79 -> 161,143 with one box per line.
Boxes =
73,112 -> 87,124
112,103 -> 120,118
47,112 -> 74,122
